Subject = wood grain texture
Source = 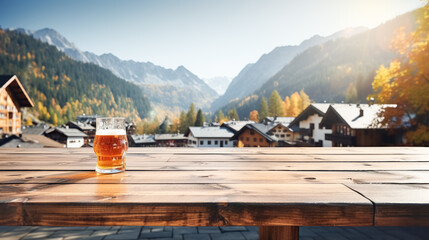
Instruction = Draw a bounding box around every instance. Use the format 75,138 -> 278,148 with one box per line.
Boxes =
345,184 -> 429,226
0,147 -> 427,155
0,147 -> 428,228
259,226 -> 299,240
3,160 -> 429,171
1,171 -> 429,184
0,183 -> 372,226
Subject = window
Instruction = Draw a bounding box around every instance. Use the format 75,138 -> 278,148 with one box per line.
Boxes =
0,113 -> 5,118
246,137 -> 249,141
275,134 -> 279,137
286,134 -> 291,137
253,138 -> 257,142
250,130 -> 255,135
259,138 -> 263,142
200,141 -> 203,145
193,141 -> 196,144
225,141 -> 228,145
281,134 -> 285,138
208,140 -> 211,145
310,123 -> 315,130
283,130 -> 287,133
215,140 -> 218,145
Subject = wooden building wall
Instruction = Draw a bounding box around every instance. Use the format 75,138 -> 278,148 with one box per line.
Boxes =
0,89 -> 21,135
237,129 -> 276,147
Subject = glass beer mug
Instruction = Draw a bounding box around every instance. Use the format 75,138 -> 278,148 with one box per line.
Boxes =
93,117 -> 128,174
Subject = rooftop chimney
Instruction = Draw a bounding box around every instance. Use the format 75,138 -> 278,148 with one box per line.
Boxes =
359,108 -> 364,117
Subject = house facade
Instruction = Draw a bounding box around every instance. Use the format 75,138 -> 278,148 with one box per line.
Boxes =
185,126 -> 234,147
232,123 -> 278,147
44,127 -> 87,148
130,134 -> 156,147
268,123 -> 296,145
0,75 -> 34,136
288,103 -> 332,147
320,104 -> 402,147
155,133 -> 188,147
66,121 -> 96,146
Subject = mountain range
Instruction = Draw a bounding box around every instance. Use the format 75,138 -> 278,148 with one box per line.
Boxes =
203,76 -> 232,95
210,27 -> 368,111
0,29 -> 151,124
16,28 -> 218,117
214,10 -> 418,119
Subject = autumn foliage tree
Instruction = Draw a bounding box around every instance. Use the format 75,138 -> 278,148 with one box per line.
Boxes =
249,110 -> 259,122
283,90 -> 311,117
369,4 -> 429,146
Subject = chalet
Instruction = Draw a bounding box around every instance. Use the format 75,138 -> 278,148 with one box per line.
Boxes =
264,116 -> 295,126
0,75 -> 34,136
221,120 -> 254,134
66,121 -> 96,146
268,122 -> 296,146
44,127 -> 87,148
130,134 -> 156,147
185,126 -> 234,147
320,104 -> 402,147
155,133 -> 188,147
231,123 -> 278,147
288,103 -> 332,147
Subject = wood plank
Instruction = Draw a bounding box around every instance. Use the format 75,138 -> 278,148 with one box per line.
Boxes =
259,226 -> 299,240
1,153 -> 428,162
345,184 -> 429,226
2,171 -> 429,184
2,160 -> 429,171
0,147 -> 427,155
0,183 -> 372,226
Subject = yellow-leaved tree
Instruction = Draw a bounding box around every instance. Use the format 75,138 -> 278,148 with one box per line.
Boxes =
249,110 -> 259,122
369,3 -> 429,146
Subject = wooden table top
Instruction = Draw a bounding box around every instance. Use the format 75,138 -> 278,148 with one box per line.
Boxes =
1,147 -> 429,227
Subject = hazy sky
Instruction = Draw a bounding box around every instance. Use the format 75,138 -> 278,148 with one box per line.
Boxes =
0,0 -> 424,79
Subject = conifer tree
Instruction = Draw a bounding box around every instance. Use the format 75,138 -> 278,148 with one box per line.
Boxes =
195,109 -> 205,126
269,90 -> 284,117
228,108 -> 240,121
179,111 -> 187,133
259,97 -> 269,120
186,103 -> 196,127
217,110 -> 226,123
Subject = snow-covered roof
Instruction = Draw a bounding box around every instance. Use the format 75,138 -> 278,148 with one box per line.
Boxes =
188,126 -> 234,138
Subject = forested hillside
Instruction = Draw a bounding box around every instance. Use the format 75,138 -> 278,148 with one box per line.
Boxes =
214,10 -> 418,118
0,29 -> 151,125
256,11 -> 417,102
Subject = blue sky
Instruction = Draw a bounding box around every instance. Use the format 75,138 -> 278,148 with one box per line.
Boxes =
0,0 -> 424,79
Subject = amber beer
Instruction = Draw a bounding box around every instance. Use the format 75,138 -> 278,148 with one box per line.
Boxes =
94,118 -> 128,173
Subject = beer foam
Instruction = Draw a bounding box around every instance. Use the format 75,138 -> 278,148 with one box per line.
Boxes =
96,129 -> 126,136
